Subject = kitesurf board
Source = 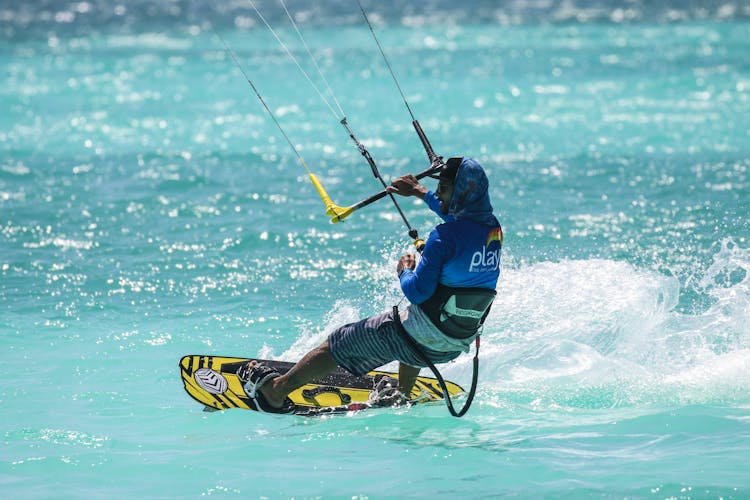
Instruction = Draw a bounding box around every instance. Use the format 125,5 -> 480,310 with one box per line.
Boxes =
179,355 -> 464,416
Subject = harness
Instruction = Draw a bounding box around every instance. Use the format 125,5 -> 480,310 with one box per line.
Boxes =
393,285 -> 495,417
419,284 -> 496,339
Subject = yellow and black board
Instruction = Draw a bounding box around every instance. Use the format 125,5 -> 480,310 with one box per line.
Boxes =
179,355 -> 464,416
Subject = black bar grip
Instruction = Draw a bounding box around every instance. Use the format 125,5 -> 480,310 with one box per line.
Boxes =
348,163 -> 442,211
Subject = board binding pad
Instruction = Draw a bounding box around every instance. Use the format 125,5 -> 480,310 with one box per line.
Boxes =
180,355 -> 464,416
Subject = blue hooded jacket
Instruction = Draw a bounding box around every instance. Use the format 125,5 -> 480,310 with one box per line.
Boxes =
399,158 -> 502,305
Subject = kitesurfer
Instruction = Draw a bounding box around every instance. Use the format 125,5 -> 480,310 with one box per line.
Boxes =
239,157 -> 502,413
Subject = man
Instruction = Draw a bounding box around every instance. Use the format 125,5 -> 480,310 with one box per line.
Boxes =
239,157 -> 502,413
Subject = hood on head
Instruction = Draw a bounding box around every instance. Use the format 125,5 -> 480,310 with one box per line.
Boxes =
447,157 -> 498,227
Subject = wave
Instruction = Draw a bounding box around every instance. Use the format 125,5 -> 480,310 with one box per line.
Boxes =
479,239 -> 750,408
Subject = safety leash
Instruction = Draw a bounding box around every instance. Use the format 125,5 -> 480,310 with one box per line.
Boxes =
392,306 -> 479,417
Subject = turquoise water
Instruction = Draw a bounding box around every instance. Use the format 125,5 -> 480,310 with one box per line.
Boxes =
2,1 -> 750,498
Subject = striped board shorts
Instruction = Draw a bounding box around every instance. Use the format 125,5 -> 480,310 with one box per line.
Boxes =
328,309 -> 461,377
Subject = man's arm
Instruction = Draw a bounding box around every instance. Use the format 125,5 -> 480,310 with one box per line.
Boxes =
397,229 -> 445,304
386,174 -> 428,199
388,175 -> 452,222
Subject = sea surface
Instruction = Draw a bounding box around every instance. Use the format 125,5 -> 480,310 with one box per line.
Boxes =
2,1 -> 750,498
